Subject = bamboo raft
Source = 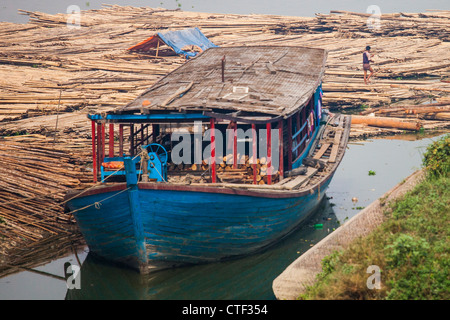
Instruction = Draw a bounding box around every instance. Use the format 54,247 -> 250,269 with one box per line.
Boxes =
0,135 -> 92,262
0,6 -> 449,126
0,5 -> 449,275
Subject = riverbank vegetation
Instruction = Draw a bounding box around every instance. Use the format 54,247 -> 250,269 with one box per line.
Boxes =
300,134 -> 449,300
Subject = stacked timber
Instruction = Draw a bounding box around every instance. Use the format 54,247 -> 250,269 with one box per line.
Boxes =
0,6 -> 448,126
350,101 -> 450,137
167,156 -> 280,185
0,135 -> 92,257
360,102 -> 450,120
317,10 -> 450,42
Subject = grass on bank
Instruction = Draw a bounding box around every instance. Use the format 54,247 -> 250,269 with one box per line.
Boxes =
299,134 -> 450,300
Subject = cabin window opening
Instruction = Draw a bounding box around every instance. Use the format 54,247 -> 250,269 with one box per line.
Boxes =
95,119 -> 285,185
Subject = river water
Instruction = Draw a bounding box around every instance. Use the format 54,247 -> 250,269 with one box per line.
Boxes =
0,132 -> 446,300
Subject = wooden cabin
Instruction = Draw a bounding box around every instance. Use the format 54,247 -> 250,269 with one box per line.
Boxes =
88,46 -> 329,186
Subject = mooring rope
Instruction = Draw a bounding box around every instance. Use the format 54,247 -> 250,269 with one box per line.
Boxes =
0,151 -> 144,212
67,186 -> 131,216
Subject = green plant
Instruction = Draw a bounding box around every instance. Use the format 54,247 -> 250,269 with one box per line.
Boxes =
385,234 -> 430,268
360,104 -> 369,110
6,130 -> 28,137
318,250 -> 342,280
299,164 -> 449,300
422,134 -> 450,178
368,170 -> 376,176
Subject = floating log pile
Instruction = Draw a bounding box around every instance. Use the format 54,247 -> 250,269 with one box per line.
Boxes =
350,100 -> 450,137
360,102 -> 450,119
0,6 -> 448,127
0,135 -> 92,258
316,10 -> 450,41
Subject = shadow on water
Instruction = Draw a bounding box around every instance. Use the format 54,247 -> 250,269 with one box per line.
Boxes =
65,196 -> 339,300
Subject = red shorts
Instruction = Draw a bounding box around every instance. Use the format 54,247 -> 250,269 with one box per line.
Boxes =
363,63 -> 371,71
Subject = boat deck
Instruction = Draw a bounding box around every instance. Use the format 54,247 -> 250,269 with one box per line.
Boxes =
91,114 -> 351,196
276,114 -> 351,190
182,113 -> 352,193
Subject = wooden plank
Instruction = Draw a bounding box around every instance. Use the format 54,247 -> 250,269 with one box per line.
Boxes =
329,130 -> 342,163
313,143 -> 330,160
328,139 -> 340,163
160,81 -> 194,107
282,167 -> 318,189
276,176 -> 294,186
266,62 -> 276,74
328,116 -> 345,163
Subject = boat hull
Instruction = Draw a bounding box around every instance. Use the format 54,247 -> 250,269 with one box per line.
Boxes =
66,177 -> 332,273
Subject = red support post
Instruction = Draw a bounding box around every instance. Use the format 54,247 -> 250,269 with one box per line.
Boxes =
278,120 -> 284,180
109,123 -> 114,158
119,124 -> 124,157
101,123 -> 105,164
287,116 -> 293,171
97,122 -> 102,173
296,110 -> 301,157
210,119 -> 216,183
233,121 -> 237,169
252,124 -> 257,184
91,121 -> 97,183
302,107 -> 307,150
266,122 -> 272,185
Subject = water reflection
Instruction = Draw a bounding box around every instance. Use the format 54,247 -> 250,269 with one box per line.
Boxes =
65,196 -> 339,300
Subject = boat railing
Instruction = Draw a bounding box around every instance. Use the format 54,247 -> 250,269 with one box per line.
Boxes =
100,156 -> 140,182
100,143 -> 168,183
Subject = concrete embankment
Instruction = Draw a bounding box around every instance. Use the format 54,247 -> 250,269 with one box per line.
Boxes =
272,169 -> 425,300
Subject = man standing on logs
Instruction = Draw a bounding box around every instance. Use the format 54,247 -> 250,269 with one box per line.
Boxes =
363,46 -> 375,84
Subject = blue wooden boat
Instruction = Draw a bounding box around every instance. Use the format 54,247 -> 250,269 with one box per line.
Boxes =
65,46 -> 351,273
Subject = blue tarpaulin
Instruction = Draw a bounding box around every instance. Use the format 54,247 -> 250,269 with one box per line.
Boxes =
128,27 -> 218,58
157,27 -> 218,58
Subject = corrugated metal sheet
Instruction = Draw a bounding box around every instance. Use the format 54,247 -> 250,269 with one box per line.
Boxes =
116,46 -> 327,120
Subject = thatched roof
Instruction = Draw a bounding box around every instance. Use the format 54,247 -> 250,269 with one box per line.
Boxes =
115,46 -> 327,122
